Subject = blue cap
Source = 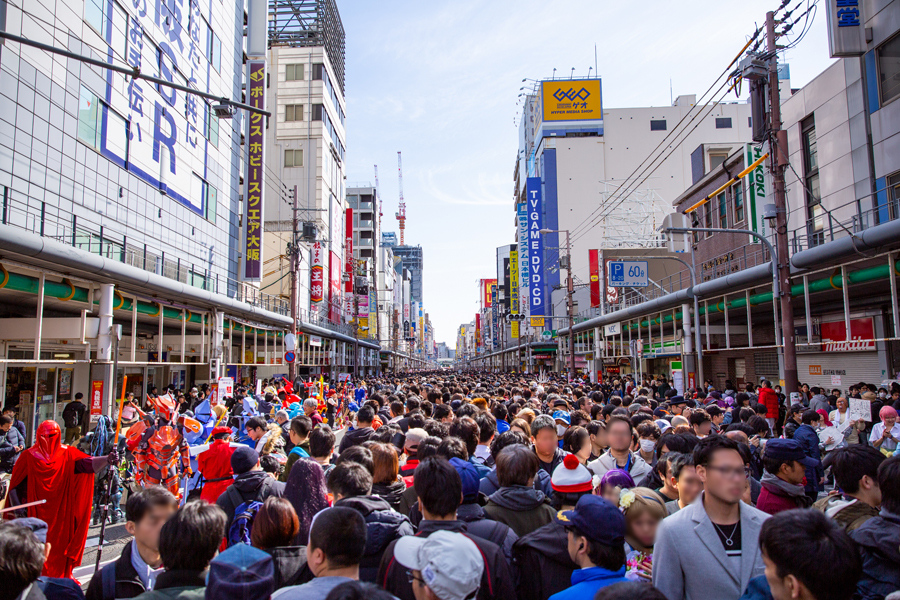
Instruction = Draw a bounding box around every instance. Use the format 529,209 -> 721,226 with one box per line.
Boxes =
449,457 -> 480,500
10,518 -> 48,543
206,543 -> 274,600
763,438 -> 819,467
555,495 -> 625,546
552,411 -> 570,425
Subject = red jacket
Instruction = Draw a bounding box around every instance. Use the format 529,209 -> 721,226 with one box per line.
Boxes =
757,481 -> 807,515
198,440 -> 236,504
759,387 -> 780,419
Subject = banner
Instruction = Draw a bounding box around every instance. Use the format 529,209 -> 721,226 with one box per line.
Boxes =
482,279 -> 497,308
746,143 -> 770,245
589,249 -> 600,308
517,203 -> 529,294
310,242 -> 324,303
345,208 -> 354,292
329,251 -> 342,322
503,257 -> 511,310
91,380 -> 104,422
510,249 -> 519,339
243,61 -> 266,281
526,177 -> 546,317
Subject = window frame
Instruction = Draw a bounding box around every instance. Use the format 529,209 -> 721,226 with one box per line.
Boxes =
650,119 -> 666,131
284,148 -> 303,168
733,183 -> 745,224
285,104 -> 304,122
718,192 -> 728,228
286,64 -> 304,81
876,32 -> 900,106
715,117 -> 732,129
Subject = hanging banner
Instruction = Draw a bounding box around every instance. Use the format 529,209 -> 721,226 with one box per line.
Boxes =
310,242 -> 324,304
510,249 -> 520,339
517,203 -> 529,293
526,177 -> 545,317
345,208 -> 354,292
589,249 -> 600,308
329,251 -> 342,322
243,60 -> 266,281
746,143 -> 770,245
482,279 -> 497,308
90,380 -> 104,422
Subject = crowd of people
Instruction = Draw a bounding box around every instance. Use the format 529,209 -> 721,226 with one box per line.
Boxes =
2,370 -> 900,600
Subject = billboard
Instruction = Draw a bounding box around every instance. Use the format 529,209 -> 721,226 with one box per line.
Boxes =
345,209 -> 354,292
510,249 -> 519,339
825,0 -> 865,57
541,79 -> 602,122
517,203 -> 529,292
526,177 -> 546,317
589,249 -> 600,308
243,61 -> 266,280
310,242 -> 324,304
746,143 -> 771,245
482,279 -> 497,308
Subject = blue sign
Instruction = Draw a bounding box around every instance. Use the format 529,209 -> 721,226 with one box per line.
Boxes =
526,177 -> 545,316
608,261 -> 649,287
284,350 -> 295,363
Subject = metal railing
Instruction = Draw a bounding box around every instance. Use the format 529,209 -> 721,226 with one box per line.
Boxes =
790,199 -> 898,254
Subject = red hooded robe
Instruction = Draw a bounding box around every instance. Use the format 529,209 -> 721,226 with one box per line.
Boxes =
197,437 -> 236,504
7,420 -> 94,578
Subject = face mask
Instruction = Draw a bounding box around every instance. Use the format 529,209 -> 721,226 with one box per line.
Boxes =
879,392 -> 887,398
639,439 -> 656,454
557,424 -> 567,437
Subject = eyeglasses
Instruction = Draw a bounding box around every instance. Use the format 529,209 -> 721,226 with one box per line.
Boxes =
406,570 -> 425,586
705,465 -> 751,479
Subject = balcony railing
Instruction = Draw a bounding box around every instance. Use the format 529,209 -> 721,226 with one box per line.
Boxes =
790,198 -> 898,254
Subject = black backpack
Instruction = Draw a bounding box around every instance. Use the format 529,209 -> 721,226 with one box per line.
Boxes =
62,402 -> 81,428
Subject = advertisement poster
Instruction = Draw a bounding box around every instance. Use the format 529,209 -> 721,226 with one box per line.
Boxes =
91,380 -> 104,422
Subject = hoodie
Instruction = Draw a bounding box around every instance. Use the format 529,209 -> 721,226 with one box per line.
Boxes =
372,478 -> 411,516
215,470 -> 286,528
483,485 -> 556,537
334,495 -> 414,583
263,546 -> 310,589
337,426 -> 375,454
813,495 -> 880,532
851,510 -> 900,600
809,394 -> 830,414
512,520 -> 577,600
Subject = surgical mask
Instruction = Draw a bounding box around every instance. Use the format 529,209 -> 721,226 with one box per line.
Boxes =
639,439 -> 656,454
557,424 -> 567,437
879,392 -> 887,399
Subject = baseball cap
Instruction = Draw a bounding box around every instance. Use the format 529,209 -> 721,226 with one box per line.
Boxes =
450,457 -> 481,500
763,438 -> 819,467
394,530 -> 483,600
552,398 -> 569,408
205,543 -> 274,600
555,494 -> 626,546
552,410 -> 570,425
10,518 -> 48,543
405,428 -> 428,451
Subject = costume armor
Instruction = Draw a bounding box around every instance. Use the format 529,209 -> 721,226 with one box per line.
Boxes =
126,395 -> 190,498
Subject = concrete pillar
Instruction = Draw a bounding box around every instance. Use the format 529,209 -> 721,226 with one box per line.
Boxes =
96,283 -> 116,417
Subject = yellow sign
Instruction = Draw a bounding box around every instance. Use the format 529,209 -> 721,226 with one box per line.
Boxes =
511,322 -> 519,338
531,317 -> 545,328
541,79 -> 602,122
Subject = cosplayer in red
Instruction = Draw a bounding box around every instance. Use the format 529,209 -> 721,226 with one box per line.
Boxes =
6,420 -> 117,579
197,426 -> 237,503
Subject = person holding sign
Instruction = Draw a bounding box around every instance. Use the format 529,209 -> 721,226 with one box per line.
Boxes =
870,406 -> 900,456
830,397 -> 865,446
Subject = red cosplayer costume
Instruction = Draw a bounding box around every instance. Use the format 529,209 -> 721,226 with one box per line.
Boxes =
7,421 -> 94,578
197,437 -> 236,503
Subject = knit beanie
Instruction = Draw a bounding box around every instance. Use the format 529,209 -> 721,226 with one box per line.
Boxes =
551,454 -> 593,493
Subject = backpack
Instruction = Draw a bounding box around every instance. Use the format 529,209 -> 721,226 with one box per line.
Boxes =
62,402 -> 81,428
227,497 -> 264,547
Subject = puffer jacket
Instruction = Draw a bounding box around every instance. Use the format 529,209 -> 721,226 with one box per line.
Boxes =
512,519 -> 576,600
851,510 -> 900,600
792,424 -> 823,495
334,495 -> 414,583
758,387 -> 780,419
483,485 -> 556,537
372,478 -> 411,516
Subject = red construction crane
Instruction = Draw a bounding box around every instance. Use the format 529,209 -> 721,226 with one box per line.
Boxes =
396,151 -> 406,245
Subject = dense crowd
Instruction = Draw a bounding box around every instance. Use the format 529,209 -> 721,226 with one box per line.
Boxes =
2,370 -> 900,600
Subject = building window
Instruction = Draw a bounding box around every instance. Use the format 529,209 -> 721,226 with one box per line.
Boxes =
284,149 -> 303,167
733,183 -> 744,223
718,192 -> 728,228
286,64 -> 304,81
877,33 -> 900,105
77,86 -> 101,149
801,115 -> 824,242
715,117 -> 732,129
880,171 -> 900,224
204,104 -> 219,147
194,174 -> 217,223
205,24 -> 221,73
285,104 -> 304,122
704,202 -> 713,236
709,152 -> 728,171
650,119 -> 666,131
85,0 -> 127,59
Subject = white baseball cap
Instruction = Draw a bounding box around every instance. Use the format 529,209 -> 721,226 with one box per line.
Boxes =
393,530 -> 483,600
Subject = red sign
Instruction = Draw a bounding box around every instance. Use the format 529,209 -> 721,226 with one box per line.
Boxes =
820,317 -> 876,351
482,279 -> 497,308
311,242 -> 324,304
589,249 -> 600,308
605,366 -> 621,375
688,372 -> 696,390
329,251 -> 342,323
91,380 -> 104,419
475,313 -> 482,351
345,209 -> 354,293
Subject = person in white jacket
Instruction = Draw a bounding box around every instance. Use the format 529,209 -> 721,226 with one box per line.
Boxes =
587,415 -> 651,484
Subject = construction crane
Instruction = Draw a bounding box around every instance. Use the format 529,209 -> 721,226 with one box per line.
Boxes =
396,151 -> 406,245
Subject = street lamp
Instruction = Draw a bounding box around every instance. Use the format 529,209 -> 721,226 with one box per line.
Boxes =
540,228 -> 576,381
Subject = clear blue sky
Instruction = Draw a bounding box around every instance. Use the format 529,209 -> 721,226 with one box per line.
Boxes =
339,0 -> 835,348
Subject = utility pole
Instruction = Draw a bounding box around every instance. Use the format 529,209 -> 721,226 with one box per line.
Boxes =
565,230 -> 576,382
289,185 -> 298,381
767,10 -> 798,394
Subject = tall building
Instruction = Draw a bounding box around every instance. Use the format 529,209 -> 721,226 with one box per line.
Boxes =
0,0 -> 294,435
393,245 -> 424,304
262,0 -> 347,327
382,231 -> 398,247
514,80 -> 755,324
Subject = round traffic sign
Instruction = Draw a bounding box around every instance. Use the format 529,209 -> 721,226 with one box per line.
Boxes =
284,350 -> 296,363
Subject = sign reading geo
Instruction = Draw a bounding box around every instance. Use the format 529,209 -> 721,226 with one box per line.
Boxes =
541,79 -> 602,122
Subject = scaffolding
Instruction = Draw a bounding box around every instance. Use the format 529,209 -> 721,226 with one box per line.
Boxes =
268,0 -> 346,94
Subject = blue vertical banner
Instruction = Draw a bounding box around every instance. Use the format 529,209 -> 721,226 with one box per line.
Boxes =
526,177 -> 545,317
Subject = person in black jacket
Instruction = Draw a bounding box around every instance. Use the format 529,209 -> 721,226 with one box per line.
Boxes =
328,461 -> 414,583
377,457 -> 515,600
512,454 -> 595,600
215,446 -> 286,530
86,487 -> 178,600
338,406 -> 376,454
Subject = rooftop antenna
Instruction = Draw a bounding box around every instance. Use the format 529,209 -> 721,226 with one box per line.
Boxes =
570,67 -> 575,79
552,68 -> 556,79
396,152 -> 406,245
670,78 -> 674,105
374,164 -> 382,217
587,66 -> 593,78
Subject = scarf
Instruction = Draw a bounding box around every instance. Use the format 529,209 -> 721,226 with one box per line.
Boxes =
760,472 -> 813,506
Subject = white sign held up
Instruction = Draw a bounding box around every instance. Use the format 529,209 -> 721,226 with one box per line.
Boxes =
849,398 -> 871,422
